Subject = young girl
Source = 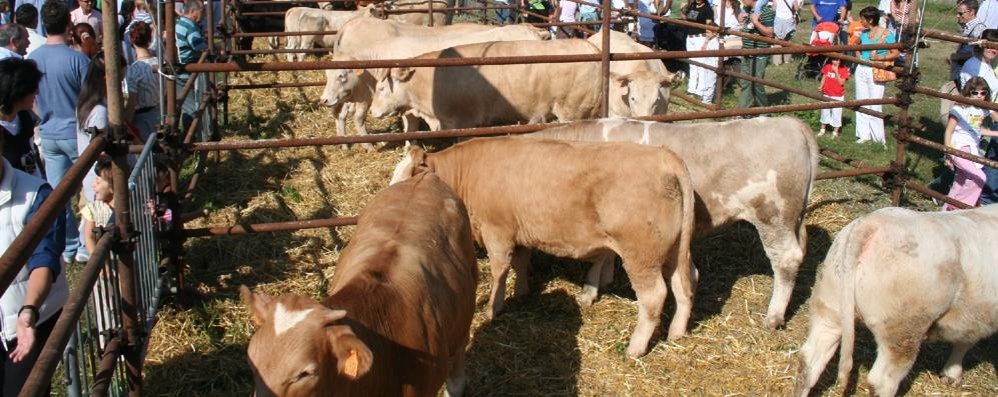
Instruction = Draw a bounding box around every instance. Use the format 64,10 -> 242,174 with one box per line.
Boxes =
80,156 -> 120,349
819,57 -> 850,137
942,76 -> 998,210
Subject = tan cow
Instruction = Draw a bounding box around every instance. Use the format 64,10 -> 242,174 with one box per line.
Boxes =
369,39 -> 604,130
794,206 -> 998,397
384,0 -> 452,26
283,6 -> 373,62
389,137 -> 696,358
529,117 -> 818,329
587,30 -> 675,116
318,19 -> 547,150
241,172 -> 478,397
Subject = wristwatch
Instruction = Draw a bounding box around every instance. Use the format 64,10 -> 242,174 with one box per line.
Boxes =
18,305 -> 38,328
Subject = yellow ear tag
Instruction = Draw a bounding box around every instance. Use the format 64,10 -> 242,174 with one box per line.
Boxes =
343,350 -> 359,378
353,69 -> 364,76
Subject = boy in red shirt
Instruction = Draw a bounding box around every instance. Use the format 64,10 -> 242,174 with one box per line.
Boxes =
818,57 -> 850,137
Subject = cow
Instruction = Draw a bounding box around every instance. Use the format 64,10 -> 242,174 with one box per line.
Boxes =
587,30 -> 675,116
384,0 -> 453,26
240,172 -> 478,397
528,117 -> 818,329
793,206 -> 998,397
389,137 -> 697,358
318,19 -> 547,150
283,6 -> 373,62
369,39 -> 604,131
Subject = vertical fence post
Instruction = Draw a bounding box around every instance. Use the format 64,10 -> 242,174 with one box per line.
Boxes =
164,0 -> 179,133
101,1 -> 143,395
891,26 -> 918,206
599,0 -> 611,117
713,0 -> 726,108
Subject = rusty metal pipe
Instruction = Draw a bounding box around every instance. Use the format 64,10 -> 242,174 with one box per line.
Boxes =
18,232 -> 115,397
184,217 -> 359,237
912,86 -> 998,113
88,335 -> 123,397
903,133 -> 998,169
638,98 -> 897,122
670,89 -> 717,111
0,136 -> 107,297
232,30 -> 338,37
224,81 -> 326,90
815,166 -> 894,180
820,148 -> 872,169
230,47 -> 333,55
183,96 -> 213,144
184,43 -> 900,73
905,180 -> 972,209
599,0 -> 610,117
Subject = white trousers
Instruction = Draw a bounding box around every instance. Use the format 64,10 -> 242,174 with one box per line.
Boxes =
820,95 -> 845,128
854,65 -> 887,143
686,35 -> 718,103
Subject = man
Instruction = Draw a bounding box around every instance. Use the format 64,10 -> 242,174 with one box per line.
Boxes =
175,0 -> 208,131
14,4 -> 45,55
27,0 -> 89,263
769,0 -> 801,65
0,23 -> 28,60
554,0 -> 580,38
950,0 -> 987,85
69,0 -> 102,41
16,0 -> 43,36
739,0 -> 774,110
810,0 -> 845,28
0,60 -> 69,394
977,0 -> 998,29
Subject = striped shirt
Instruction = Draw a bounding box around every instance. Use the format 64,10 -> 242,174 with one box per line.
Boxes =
742,5 -> 775,50
175,16 -> 207,65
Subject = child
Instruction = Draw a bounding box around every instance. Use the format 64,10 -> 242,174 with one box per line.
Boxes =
81,156 -> 119,348
818,57 -> 850,137
942,76 -> 998,210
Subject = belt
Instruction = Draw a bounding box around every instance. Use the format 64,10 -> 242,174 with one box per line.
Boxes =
136,106 -> 157,114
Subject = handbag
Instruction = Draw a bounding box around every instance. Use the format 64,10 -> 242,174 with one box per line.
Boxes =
872,30 -> 897,83
723,36 -> 743,49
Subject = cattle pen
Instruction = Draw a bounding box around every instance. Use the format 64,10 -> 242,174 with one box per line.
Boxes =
1,0 -> 996,395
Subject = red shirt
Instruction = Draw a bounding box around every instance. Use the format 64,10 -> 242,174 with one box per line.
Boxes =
820,64 -> 850,97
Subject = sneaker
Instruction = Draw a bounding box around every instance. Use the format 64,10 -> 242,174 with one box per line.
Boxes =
856,138 -> 870,144
75,252 -> 90,263
817,130 -> 826,136
62,253 -> 75,264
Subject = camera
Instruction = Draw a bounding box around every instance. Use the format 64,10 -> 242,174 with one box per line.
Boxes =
20,153 -> 36,174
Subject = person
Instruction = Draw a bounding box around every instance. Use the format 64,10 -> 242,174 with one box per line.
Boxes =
818,57 -> 849,137
521,0 -> 552,23
76,52 -> 109,209
691,25 -> 720,104
124,21 -> 158,142
0,23 -> 28,60
977,0 -> 998,28
16,0 -> 43,36
738,0 -> 774,110
0,60 -> 69,397
69,0 -> 101,41
70,22 -> 98,58
682,0 -> 714,102
768,0 -> 800,65
635,0 -> 661,47
942,77 -> 998,210
14,4 -> 45,56
27,0 -> 90,263
959,28 -> 998,99
853,6 -> 898,146
950,0 -> 987,86
887,0 -> 920,35
0,57 -> 42,178
578,0 -> 599,32
494,0 -> 514,25
554,0 -> 580,38
0,1 -> 9,25
175,0 -> 208,130
80,155 -> 119,349
810,0 -> 845,28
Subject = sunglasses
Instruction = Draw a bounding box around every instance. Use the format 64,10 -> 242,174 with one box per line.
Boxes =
971,90 -> 988,96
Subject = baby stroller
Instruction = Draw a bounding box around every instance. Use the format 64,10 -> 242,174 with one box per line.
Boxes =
795,22 -> 840,81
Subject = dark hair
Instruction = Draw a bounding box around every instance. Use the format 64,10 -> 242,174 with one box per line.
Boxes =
119,0 -> 135,38
129,20 -> 152,48
860,6 -> 881,24
76,53 -> 107,127
961,76 -> 991,98
0,58 -> 43,116
93,155 -> 113,180
960,0 -> 980,13
14,4 -> 38,29
41,0 -> 71,35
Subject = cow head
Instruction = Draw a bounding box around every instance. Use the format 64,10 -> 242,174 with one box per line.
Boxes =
610,71 -> 673,117
369,67 -> 416,118
319,68 -> 366,107
241,286 -> 373,397
390,146 -> 430,185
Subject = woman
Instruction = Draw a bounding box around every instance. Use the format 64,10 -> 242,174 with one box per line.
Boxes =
853,6 -> 898,145
71,22 -> 99,58
959,29 -> 998,99
887,0 -> 919,35
124,21 -> 160,142
0,58 -> 43,177
75,53 -> 109,207
681,0 -> 714,104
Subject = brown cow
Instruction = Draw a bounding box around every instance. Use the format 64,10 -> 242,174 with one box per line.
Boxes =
390,137 -> 696,358
241,172 -> 478,397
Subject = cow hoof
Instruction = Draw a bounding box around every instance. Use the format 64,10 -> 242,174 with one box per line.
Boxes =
764,315 -> 785,330
626,345 -> 647,359
339,144 -> 349,151
577,289 -> 598,307
940,374 -> 962,386
362,143 -> 377,152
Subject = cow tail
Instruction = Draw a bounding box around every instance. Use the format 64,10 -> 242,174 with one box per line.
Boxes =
835,220 -> 866,388
797,118 -> 820,255
675,157 -> 697,297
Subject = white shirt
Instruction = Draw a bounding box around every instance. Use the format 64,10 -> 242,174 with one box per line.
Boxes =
26,28 -> 45,56
979,0 -> 998,29
0,47 -> 22,61
959,56 -> 998,102
949,105 -> 986,160
70,8 -> 103,40
772,0 -> 800,19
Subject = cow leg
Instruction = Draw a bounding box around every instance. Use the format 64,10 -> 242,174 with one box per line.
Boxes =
865,324 -> 924,397
579,252 -> 614,307
268,37 -> 280,50
756,223 -> 806,329
483,234 -> 515,320
401,112 -> 422,148
511,247 -> 531,298
619,254 -> 668,358
939,341 -> 974,386
335,102 -> 351,150
444,348 -> 467,397
286,35 -> 299,63
353,101 -> 375,152
665,257 -> 695,341
792,304 -> 842,397
297,35 -> 314,63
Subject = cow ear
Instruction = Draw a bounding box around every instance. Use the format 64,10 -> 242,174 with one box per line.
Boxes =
371,68 -> 389,82
240,285 -> 273,327
611,74 -> 630,95
395,67 -> 415,82
328,327 -> 373,380
390,146 -> 428,184
658,75 -> 673,88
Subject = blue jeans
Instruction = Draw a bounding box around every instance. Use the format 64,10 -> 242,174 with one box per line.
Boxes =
39,138 -> 80,257
495,2 -> 513,24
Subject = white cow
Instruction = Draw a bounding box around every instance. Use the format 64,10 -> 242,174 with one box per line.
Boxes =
318,18 -> 547,150
587,30 -> 675,116
283,6 -> 372,62
794,206 -> 998,397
